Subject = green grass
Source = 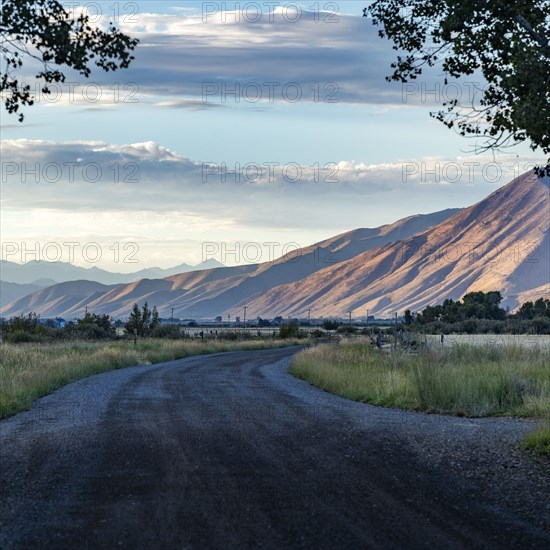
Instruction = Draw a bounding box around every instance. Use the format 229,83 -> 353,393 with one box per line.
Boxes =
0,337 -> 302,419
521,425 -> 550,456
290,339 -> 550,419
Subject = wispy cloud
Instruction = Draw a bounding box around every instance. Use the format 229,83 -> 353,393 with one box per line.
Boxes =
1,139 -> 537,216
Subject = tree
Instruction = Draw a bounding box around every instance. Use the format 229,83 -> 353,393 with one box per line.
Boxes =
417,304 -> 442,324
440,299 -> 460,323
533,297 -> 550,318
364,1 -> 550,175
76,312 -> 114,338
124,302 -> 158,337
517,300 -> 535,320
322,319 -> 340,330
1,0 -> 139,121
516,297 -> 550,319
9,312 -> 40,333
461,291 -> 506,320
125,303 -> 143,336
151,306 -> 160,332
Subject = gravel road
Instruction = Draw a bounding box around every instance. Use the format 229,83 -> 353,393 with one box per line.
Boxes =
1,347 -> 549,549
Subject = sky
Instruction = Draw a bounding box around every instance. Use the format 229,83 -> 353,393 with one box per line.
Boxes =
0,1 -> 544,272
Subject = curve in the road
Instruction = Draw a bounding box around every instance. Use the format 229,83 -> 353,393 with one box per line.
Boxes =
1,347 -> 549,549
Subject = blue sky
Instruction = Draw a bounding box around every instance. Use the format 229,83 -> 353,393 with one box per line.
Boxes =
1,1 -> 542,271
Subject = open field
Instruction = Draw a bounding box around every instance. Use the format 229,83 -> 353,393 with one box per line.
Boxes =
0,338 -> 303,419
425,334 -> 550,349
291,338 -> 550,418
290,338 -> 550,453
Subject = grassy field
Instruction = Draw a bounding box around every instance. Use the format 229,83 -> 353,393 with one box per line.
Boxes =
0,338 -> 302,419
425,334 -> 550,348
290,338 -> 550,454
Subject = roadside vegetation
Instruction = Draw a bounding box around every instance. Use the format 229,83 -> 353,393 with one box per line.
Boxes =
521,426 -> 550,457
290,339 -> 550,455
0,337 -> 303,419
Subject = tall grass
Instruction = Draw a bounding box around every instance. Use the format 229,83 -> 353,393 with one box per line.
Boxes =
290,339 -> 550,419
521,425 -> 550,456
0,338 -> 301,418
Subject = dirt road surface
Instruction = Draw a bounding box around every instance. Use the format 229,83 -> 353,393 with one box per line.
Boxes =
1,347 -> 549,549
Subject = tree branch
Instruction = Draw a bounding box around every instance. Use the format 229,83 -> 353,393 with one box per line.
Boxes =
515,14 -> 550,55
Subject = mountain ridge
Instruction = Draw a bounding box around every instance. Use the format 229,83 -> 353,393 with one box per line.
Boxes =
244,172 -> 549,317
0,258 -> 225,286
0,208 -> 461,318
2,172 -> 548,319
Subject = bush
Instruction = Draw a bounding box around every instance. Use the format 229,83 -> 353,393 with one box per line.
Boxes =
336,326 -> 358,334
220,331 -> 239,341
279,322 -> 301,339
151,324 -> 182,339
4,331 -> 43,343
73,324 -> 114,340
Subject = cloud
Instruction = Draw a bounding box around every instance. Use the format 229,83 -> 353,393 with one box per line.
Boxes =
10,7 -> 460,110
119,10 -> 404,106
4,3 -> 483,118
118,8 -> 488,109
1,139 -> 539,222
155,99 -> 226,110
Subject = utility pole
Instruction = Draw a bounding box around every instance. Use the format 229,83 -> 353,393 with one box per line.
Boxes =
85,305 -> 88,316
307,308 -> 311,324
366,309 -> 369,332
171,307 -> 174,325
243,306 -> 247,330
394,312 -> 398,350
348,311 -> 352,326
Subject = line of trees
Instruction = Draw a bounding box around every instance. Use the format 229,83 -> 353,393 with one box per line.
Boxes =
404,292 -> 550,334
0,302 -> 306,342
2,292 -> 549,341
0,302 -> 159,342
0,311 -> 118,342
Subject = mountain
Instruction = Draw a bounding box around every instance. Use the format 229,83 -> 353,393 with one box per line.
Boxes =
0,209 -> 461,318
0,280 -> 118,318
114,259 -> 225,282
244,171 -> 549,317
0,258 -> 225,286
0,281 -> 45,309
3,171 -> 547,320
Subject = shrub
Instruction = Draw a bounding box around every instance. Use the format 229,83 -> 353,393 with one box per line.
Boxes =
279,322 -> 301,339
151,324 -> 182,339
322,320 -> 340,330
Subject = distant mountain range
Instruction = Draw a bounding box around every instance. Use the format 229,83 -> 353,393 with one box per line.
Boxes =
0,259 -> 224,309
0,281 -> 44,310
0,209 -> 461,318
2,171 -> 548,319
